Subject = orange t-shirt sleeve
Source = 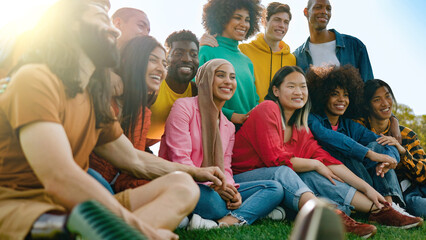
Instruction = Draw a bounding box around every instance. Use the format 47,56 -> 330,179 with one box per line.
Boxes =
2,64 -> 62,132
96,115 -> 123,146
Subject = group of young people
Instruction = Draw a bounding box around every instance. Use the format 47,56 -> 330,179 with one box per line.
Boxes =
0,0 -> 424,239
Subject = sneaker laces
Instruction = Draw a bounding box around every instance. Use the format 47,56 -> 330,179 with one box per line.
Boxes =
336,210 -> 362,226
391,202 -> 415,217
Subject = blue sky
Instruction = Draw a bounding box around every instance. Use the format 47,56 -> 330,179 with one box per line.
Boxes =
2,0 -> 425,115
109,0 -> 426,115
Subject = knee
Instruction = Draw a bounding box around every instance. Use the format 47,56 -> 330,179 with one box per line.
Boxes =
267,181 -> 285,196
367,141 -> 381,151
267,181 -> 285,202
165,171 -> 200,206
274,166 -> 298,181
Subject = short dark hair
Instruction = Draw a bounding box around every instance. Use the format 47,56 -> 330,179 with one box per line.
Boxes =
265,2 -> 292,22
165,30 -> 199,51
202,0 -> 262,40
363,79 -> 397,117
307,65 -> 364,119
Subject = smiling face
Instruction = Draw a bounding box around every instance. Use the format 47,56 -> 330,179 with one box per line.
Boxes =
305,0 -> 332,31
369,86 -> 393,121
325,87 -> 349,118
167,40 -> 199,83
265,12 -> 290,42
212,63 -> 237,107
145,46 -> 167,93
222,8 -> 250,41
273,71 -> 308,112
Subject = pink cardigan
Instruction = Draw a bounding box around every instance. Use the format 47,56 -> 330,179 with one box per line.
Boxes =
159,97 -> 236,186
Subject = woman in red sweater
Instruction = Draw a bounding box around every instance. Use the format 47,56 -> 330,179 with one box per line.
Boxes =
232,66 -> 406,238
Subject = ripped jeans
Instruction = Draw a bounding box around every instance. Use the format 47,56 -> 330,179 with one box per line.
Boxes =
193,180 -> 283,225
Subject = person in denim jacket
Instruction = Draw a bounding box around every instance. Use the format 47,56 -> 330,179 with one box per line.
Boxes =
293,0 -> 373,82
306,65 -> 406,209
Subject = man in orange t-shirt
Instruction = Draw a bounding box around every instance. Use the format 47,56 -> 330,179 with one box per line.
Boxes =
0,1 -> 226,239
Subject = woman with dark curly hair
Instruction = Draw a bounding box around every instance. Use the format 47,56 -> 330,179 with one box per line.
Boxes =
200,0 -> 262,128
306,65 -> 423,229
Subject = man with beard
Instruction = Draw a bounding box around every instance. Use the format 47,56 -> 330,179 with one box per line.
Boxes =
147,30 -> 199,141
293,0 -> 374,82
0,1 -> 226,239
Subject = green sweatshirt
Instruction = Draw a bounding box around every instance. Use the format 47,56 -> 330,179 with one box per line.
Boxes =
239,33 -> 296,102
199,36 -> 259,120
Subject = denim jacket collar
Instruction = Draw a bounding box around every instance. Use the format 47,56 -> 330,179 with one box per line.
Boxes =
300,29 -> 344,54
317,111 -> 347,132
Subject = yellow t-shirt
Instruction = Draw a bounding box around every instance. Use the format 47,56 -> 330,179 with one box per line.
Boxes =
147,80 -> 193,140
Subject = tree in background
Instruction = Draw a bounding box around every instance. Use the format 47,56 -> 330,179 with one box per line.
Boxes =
394,104 -> 426,144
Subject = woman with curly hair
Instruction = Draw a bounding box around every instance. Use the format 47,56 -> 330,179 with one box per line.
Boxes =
200,0 -> 262,129
306,65 -> 423,229
232,65 -> 426,238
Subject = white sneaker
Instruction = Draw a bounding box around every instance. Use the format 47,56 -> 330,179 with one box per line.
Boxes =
392,202 -> 415,217
177,216 -> 189,229
266,206 -> 286,221
187,214 -> 218,230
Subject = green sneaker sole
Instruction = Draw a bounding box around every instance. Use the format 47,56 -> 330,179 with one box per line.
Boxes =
66,200 -> 147,240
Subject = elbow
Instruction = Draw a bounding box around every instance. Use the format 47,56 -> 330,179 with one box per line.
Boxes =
43,174 -> 67,199
42,169 -> 75,199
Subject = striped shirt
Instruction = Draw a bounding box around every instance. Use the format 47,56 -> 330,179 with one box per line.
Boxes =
356,118 -> 426,184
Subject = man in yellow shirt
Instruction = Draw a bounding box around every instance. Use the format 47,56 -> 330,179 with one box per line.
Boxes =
147,30 -> 199,141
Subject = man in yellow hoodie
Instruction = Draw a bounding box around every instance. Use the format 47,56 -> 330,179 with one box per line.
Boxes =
200,2 -> 296,102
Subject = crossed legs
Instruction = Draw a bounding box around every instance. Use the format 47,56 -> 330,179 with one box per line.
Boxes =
127,171 -> 200,230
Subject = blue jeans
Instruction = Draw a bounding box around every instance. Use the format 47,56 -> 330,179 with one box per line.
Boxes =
341,142 -> 404,205
234,166 -> 313,212
298,171 -> 356,215
194,180 -> 283,225
404,184 -> 426,218
234,166 -> 356,215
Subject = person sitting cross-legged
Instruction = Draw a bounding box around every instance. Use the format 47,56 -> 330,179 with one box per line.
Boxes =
160,59 -> 284,229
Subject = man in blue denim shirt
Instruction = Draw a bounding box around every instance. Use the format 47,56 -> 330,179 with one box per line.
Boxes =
306,65 -> 406,209
293,0 -> 374,82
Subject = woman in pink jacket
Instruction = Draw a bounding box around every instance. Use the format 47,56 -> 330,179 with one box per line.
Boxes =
159,59 -> 283,229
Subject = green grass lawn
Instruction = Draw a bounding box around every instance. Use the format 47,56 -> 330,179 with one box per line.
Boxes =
175,217 -> 425,240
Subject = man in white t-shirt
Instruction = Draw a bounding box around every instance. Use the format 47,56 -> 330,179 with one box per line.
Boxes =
293,0 -> 374,82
